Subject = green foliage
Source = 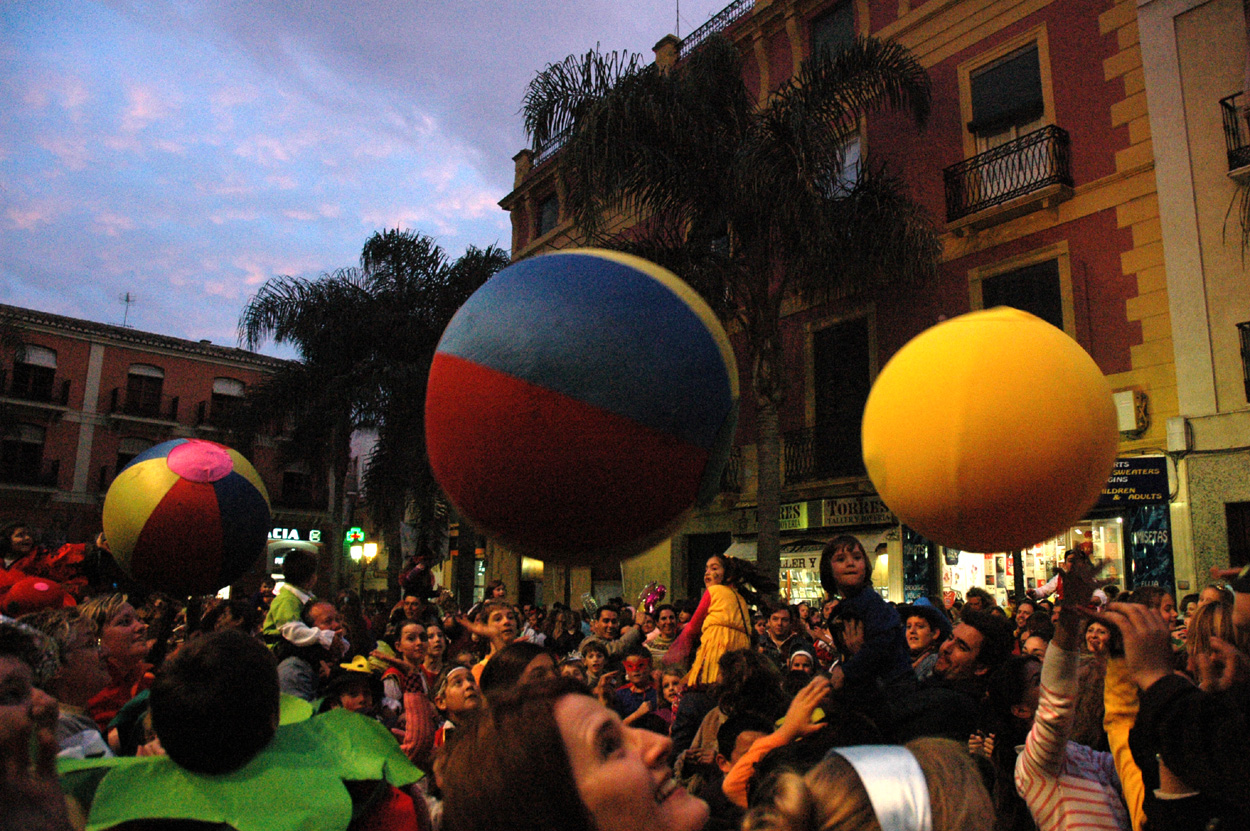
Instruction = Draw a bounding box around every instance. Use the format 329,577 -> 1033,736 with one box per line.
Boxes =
237,231 -> 509,560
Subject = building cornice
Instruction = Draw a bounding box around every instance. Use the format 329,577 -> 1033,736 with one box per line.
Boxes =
0,304 -> 292,371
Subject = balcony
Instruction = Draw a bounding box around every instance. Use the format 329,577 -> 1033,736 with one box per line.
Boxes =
783,424 -> 864,485
0,458 -> 60,489
0,369 -> 71,411
109,387 -> 180,422
1221,92 -> 1250,180
195,399 -> 240,430
679,0 -> 752,59
944,125 -> 1073,231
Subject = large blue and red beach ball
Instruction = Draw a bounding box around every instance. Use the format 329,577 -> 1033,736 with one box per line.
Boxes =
425,249 -> 739,563
102,439 -> 271,596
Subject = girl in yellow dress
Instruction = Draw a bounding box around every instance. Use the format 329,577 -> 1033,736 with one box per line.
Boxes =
668,554 -> 774,686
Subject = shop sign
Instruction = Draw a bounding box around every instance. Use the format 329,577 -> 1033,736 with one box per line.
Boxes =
779,502 -> 809,531
268,527 -> 322,543
1097,457 -> 1168,507
822,495 -> 896,528
781,554 -> 820,570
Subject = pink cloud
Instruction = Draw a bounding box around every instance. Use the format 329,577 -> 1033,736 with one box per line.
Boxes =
93,212 -> 137,237
6,206 -> 55,230
121,84 -> 179,132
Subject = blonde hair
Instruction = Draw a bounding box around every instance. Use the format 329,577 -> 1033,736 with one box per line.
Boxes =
743,738 -> 991,831
1186,600 -> 1248,658
78,593 -> 131,630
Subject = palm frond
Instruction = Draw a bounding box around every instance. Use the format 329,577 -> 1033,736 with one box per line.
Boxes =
522,46 -> 647,148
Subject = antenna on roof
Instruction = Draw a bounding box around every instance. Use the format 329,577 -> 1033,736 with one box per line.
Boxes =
119,292 -> 136,328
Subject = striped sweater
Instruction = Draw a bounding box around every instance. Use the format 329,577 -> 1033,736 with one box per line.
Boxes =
1015,643 -> 1131,831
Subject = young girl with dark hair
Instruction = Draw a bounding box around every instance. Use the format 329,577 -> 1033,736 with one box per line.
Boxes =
818,535 -> 912,698
666,553 -> 776,687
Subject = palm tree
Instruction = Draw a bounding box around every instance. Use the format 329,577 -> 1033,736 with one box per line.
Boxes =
238,230 -> 508,595
522,34 -> 939,582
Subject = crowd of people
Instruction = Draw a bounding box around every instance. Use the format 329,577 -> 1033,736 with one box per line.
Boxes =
2,516 -> 1248,831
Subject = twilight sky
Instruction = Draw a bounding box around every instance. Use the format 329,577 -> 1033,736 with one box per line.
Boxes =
1,0 -> 729,356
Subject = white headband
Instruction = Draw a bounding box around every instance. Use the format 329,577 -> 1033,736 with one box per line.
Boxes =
829,745 -> 932,831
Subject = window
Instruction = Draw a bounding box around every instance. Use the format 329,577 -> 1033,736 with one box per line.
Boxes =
812,316 -> 871,479
810,2 -> 855,62
969,43 -> 1045,151
1227,502 -> 1250,569
537,194 -> 560,236
981,259 -> 1063,330
125,364 -> 164,416
10,345 -> 56,401
969,243 -> 1074,336
823,133 -> 862,195
210,377 -> 245,425
281,470 -> 315,508
0,424 -> 45,484
116,437 -> 154,475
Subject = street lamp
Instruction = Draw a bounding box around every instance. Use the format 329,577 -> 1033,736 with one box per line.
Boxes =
350,541 -> 379,597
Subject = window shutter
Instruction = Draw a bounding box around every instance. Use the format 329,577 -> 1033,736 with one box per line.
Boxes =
969,45 -> 1043,134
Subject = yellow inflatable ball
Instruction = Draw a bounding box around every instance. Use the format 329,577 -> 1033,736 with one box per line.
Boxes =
861,307 -> 1118,553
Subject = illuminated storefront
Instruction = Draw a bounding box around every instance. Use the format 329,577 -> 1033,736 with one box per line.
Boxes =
904,456 -> 1174,607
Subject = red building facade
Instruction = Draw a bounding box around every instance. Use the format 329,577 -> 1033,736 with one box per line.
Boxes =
0,304 -> 320,559
503,0 -> 1178,605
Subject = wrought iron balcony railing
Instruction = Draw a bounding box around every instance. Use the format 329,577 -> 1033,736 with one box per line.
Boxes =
195,399 -> 240,429
680,0 -> 752,59
1221,92 -> 1250,172
783,424 -> 864,485
0,369 -> 70,406
943,125 -> 1073,222
0,458 -> 60,488
109,388 -> 180,421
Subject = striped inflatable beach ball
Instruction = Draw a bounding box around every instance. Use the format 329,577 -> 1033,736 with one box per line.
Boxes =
102,439 -> 271,596
426,249 -> 739,563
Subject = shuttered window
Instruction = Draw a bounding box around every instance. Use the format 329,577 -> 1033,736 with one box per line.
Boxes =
968,44 -> 1043,135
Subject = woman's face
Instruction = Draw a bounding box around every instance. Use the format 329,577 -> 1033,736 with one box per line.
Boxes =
555,694 -> 709,831
1157,594 -> 1178,627
425,625 -> 446,658
905,616 -> 936,652
398,623 -> 427,663
59,623 -> 110,699
639,613 -> 655,635
703,557 -> 725,588
1085,622 -> 1111,654
828,545 -> 867,592
7,527 -> 34,557
101,602 -> 150,667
